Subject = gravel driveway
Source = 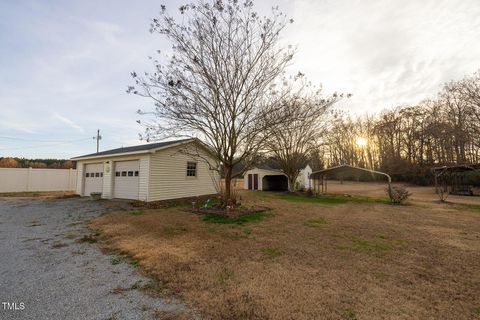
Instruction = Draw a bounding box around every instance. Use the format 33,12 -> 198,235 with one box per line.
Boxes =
0,197 -> 186,320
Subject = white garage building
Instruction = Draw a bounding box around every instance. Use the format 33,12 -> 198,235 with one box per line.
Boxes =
72,139 -> 219,201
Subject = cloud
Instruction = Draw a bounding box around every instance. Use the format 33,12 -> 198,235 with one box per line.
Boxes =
286,0 -> 480,113
51,113 -> 85,133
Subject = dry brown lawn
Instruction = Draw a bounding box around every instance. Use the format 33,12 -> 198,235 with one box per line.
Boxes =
91,186 -> 480,320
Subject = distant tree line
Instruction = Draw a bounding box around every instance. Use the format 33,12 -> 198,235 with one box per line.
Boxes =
316,70 -> 480,184
0,157 -> 73,169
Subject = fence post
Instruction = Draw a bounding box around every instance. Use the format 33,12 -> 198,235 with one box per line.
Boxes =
27,167 -> 33,191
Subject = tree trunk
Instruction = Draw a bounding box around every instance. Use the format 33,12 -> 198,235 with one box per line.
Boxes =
223,165 -> 233,204
288,176 -> 296,192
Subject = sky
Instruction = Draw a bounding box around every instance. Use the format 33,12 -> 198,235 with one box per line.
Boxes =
0,0 -> 479,159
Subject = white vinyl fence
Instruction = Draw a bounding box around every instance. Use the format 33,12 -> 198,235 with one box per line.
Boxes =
0,168 -> 77,193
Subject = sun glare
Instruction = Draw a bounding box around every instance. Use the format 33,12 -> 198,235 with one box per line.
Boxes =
355,137 -> 368,146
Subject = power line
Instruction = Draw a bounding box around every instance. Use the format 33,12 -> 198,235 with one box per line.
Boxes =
0,138 -> 93,151
0,136 -> 92,143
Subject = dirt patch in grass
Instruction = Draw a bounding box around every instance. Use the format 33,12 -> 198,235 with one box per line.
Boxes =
91,190 -> 480,319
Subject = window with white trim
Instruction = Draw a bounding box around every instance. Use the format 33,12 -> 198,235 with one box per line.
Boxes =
186,162 -> 197,177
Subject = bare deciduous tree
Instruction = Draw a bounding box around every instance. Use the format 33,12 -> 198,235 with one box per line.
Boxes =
265,82 -> 343,191
129,0 -> 295,204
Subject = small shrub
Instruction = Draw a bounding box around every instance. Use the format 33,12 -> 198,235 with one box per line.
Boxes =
387,186 -> 411,204
437,187 -> 449,202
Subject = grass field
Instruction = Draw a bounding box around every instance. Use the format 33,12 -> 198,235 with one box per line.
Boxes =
91,186 -> 480,319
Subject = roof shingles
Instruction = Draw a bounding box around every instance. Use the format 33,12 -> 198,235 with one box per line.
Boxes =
72,138 -> 192,159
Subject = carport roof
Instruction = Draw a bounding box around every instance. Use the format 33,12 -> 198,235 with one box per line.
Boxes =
72,138 -> 193,160
310,164 -> 391,181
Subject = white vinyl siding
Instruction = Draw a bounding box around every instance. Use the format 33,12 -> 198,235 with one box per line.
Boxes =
75,164 -> 84,195
139,156 -> 150,201
102,161 -> 113,199
149,144 -> 218,201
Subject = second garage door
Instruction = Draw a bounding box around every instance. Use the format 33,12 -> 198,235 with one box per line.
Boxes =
84,163 -> 103,196
114,160 -> 140,200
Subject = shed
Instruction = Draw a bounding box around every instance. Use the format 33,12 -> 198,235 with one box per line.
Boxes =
243,164 -> 312,191
71,139 -> 219,201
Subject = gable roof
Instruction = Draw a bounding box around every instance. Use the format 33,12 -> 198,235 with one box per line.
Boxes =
72,138 -> 194,160
249,163 -> 311,173
254,163 -> 283,171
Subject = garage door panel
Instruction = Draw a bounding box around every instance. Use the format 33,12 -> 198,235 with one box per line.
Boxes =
84,163 -> 103,196
114,160 -> 139,200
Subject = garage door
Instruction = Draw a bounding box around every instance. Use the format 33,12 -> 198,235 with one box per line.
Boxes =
114,160 -> 140,200
84,163 -> 104,196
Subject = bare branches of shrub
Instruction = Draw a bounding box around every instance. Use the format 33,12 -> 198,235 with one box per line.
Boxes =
387,186 -> 411,204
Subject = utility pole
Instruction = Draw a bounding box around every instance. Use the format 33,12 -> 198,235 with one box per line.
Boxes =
95,129 -> 102,153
